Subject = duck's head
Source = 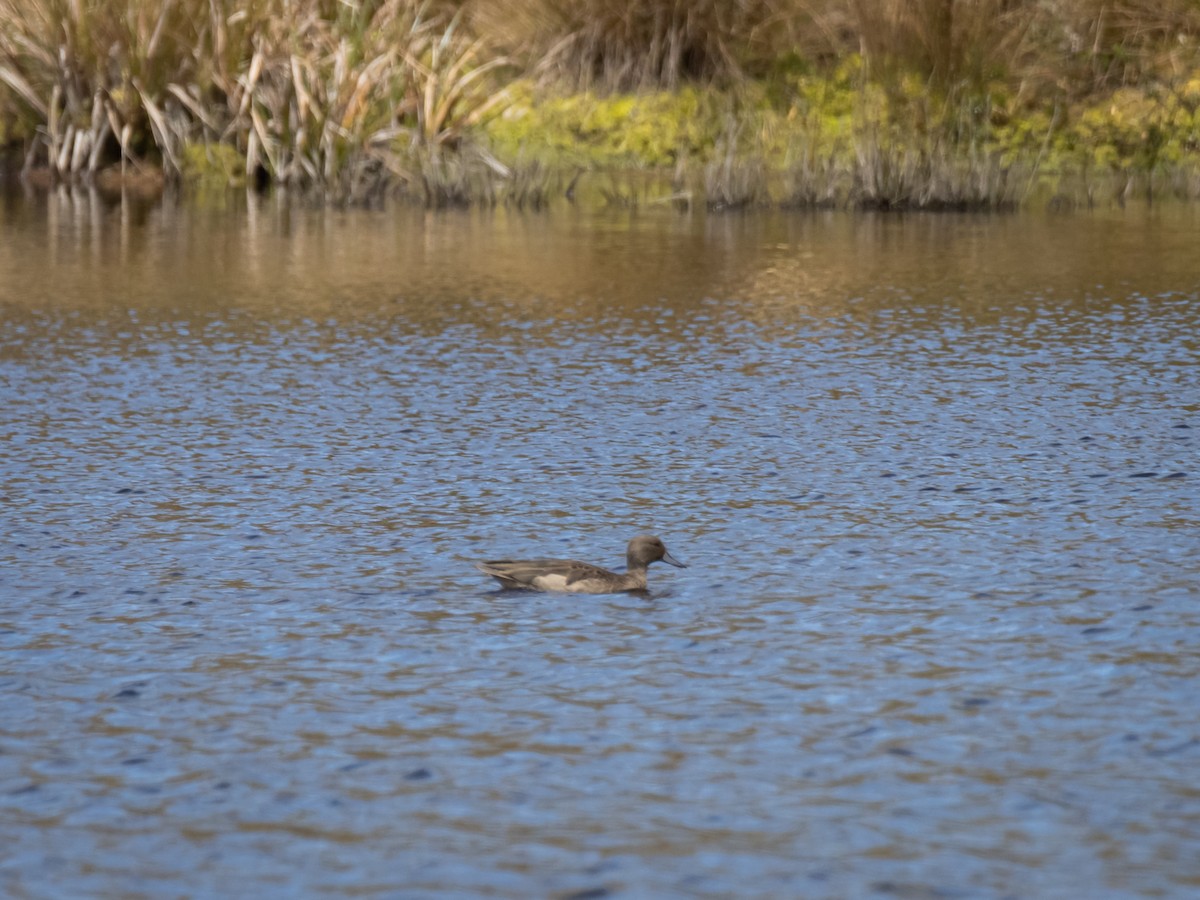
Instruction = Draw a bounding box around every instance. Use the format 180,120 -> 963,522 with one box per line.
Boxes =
628,534 -> 687,569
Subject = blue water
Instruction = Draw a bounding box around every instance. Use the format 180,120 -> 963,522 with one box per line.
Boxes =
1,196 -> 1198,898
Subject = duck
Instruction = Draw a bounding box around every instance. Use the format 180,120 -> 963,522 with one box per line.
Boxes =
476,534 -> 686,593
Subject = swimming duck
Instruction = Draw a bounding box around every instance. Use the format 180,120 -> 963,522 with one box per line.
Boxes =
476,534 -> 686,593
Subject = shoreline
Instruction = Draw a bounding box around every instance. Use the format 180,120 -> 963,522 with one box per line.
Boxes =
3,1 -> 1198,209
3,159 -> 1190,215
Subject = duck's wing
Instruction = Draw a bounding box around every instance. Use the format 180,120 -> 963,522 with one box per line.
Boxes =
476,558 -> 613,591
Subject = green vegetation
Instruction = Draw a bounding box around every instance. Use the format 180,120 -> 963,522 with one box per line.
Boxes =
2,0 -> 1199,208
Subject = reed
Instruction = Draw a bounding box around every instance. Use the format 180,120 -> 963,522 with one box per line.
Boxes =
702,119 -> 770,210
781,141 -> 842,209
844,88 -> 1021,210
848,128 -> 1018,211
0,0 -> 511,197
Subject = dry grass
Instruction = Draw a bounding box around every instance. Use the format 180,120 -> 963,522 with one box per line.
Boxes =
1051,0 -> 1200,90
471,0 -> 790,91
815,0 -> 1200,96
0,0 -> 513,198
844,0 -> 1034,90
473,0 -> 1200,96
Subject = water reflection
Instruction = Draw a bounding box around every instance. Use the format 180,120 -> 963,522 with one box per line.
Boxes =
4,189 -> 1198,322
1,188 -> 1198,898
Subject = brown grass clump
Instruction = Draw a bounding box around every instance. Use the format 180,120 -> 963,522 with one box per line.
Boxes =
469,0 -> 1200,95
823,0 -> 1200,96
0,0 -> 511,198
1049,0 -> 1200,91
471,0 -> 790,91
843,0 -> 1034,90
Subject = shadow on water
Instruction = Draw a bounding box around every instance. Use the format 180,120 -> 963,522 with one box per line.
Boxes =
1,188 -> 1199,898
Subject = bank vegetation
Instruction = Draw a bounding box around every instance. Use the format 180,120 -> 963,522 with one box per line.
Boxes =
1,0 -> 1198,208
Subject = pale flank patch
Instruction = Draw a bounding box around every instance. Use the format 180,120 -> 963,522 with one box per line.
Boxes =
531,573 -> 571,592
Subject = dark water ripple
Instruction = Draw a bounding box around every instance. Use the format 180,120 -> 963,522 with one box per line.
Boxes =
1,200 -> 1198,898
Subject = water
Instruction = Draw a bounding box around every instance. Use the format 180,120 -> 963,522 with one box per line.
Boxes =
1,191 -> 1198,898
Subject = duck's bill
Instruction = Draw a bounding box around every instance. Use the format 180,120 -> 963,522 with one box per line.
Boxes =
662,550 -> 687,568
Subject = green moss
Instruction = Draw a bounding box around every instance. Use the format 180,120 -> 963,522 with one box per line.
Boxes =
181,142 -> 245,189
485,82 -> 727,168
480,62 -> 1200,207
1060,83 -> 1200,176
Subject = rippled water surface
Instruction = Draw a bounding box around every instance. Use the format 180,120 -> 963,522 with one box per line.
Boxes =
2,192 -> 1198,898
